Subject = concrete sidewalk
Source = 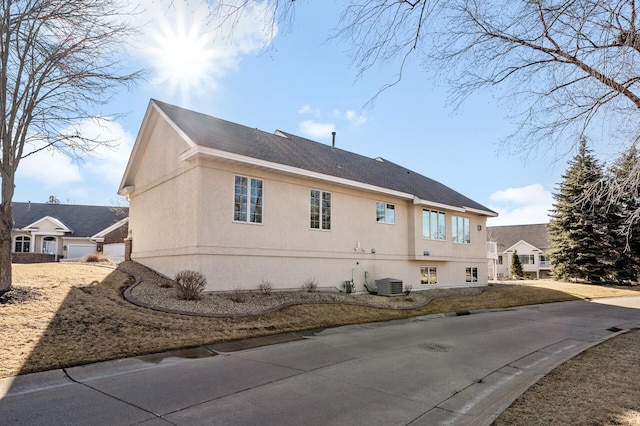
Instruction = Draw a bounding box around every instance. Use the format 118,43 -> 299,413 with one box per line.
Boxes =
2,297 -> 640,425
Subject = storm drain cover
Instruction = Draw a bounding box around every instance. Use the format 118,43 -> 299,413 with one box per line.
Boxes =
607,327 -> 623,333
419,343 -> 451,352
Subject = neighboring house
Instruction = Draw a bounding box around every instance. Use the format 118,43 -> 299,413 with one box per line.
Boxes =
487,224 -> 552,279
119,99 -> 498,292
11,202 -> 129,263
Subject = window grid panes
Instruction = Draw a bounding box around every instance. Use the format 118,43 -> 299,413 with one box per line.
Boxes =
421,266 -> 437,284
311,189 -> 331,230
466,267 -> 478,282
422,209 -> 445,240
234,176 -> 263,224
14,236 -> 30,253
452,215 -> 471,244
376,202 -> 395,224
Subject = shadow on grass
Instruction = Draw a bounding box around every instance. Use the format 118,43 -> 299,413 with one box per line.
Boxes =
1,263 -> 593,382
2,262 -> 640,426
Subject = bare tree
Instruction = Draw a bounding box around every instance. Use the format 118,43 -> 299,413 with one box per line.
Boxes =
0,0 -> 140,294
215,0 -> 640,227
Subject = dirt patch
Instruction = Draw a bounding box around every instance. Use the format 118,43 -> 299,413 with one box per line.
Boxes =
0,286 -> 42,304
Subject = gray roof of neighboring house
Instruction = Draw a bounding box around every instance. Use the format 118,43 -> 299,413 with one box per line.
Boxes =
487,223 -> 550,252
12,202 -> 128,238
153,100 -> 495,214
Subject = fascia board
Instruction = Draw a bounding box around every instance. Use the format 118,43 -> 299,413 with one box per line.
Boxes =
462,206 -> 499,217
119,100 -> 198,194
413,197 -> 465,213
22,216 -> 71,233
180,146 -> 416,201
504,240 -> 541,253
91,217 -> 129,239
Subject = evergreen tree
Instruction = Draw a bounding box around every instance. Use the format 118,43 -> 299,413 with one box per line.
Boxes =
511,249 -> 524,278
608,144 -> 640,281
548,139 -> 615,282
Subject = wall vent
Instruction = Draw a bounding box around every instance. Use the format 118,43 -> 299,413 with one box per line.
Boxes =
375,278 -> 403,296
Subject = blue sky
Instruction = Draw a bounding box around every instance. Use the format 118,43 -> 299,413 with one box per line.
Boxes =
13,0 -> 600,226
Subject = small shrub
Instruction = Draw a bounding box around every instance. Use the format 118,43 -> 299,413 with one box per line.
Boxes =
82,253 -> 109,263
230,286 -> 247,303
174,270 -> 207,301
302,278 -> 318,292
404,285 -> 413,296
258,280 -> 273,295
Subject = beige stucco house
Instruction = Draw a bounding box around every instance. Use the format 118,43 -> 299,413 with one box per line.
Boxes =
487,224 -> 552,279
119,100 -> 497,292
11,202 -> 129,262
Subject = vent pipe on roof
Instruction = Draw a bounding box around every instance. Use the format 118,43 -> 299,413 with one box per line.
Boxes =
331,131 -> 336,149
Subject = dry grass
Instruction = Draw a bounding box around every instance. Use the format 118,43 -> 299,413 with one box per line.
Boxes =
494,329 -> 640,426
1,263 -> 638,382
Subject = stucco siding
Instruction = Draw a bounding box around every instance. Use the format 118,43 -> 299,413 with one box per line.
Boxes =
131,158 -> 489,291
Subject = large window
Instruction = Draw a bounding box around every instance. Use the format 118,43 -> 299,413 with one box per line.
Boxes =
518,254 -> 535,265
14,236 -> 30,253
422,209 -> 446,240
234,176 -> 263,224
466,267 -> 478,282
498,255 -> 503,265
421,266 -> 437,284
310,189 -> 331,230
376,202 -> 395,224
452,215 -> 471,244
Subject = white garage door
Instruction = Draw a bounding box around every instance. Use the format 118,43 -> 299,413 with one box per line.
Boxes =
103,243 -> 125,262
67,244 -> 96,259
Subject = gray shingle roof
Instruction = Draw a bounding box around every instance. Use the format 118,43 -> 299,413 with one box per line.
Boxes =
487,224 -> 550,251
12,202 -> 128,238
153,100 -> 495,214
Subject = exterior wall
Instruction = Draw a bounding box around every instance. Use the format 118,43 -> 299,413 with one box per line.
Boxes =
11,253 -> 57,263
130,156 -> 490,291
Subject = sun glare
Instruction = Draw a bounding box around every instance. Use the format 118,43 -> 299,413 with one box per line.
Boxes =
145,10 -> 219,97
140,0 -> 276,101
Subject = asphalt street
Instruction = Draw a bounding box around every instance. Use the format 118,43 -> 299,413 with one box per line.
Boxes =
1,296 -> 640,426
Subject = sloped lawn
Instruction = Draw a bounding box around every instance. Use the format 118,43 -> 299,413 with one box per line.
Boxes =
2,263 -> 638,378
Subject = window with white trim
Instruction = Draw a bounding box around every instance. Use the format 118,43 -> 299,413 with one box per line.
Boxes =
421,266 -> 437,284
452,215 -> 471,244
518,254 -> 535,264
376,202 -> 395,224
234,176 -> 263,224
310,189 -> 331,230
422,209 -> 446,240
14,236 -> 30,253
466,267 -> 478,282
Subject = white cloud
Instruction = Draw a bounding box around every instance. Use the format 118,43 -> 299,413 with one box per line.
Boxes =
346,110 -> 367,126
297,106 -> 368,139
74,118 -> 135,185
15,118 -> 135,202
487,184 -> 553,226
299,120 -> 336,139
16,145 -> 83,188
298,105 -> 321,116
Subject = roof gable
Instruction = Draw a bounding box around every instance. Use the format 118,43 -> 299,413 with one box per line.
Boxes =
21,216 -> 72,234
12,202 -> 129,238
504,240 -> 542,253
487,223 -> 549,252
126,99 -> 495,216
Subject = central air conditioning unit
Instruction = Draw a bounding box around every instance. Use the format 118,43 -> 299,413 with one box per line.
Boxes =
375,278 -> 403,296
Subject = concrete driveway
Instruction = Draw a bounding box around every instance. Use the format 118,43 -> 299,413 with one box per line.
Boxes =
2,296 -> 640,426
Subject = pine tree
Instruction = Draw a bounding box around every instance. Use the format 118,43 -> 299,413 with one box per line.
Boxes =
608,144 -> 640,281
511,249 -> 524,278
548,139 -> 615,282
